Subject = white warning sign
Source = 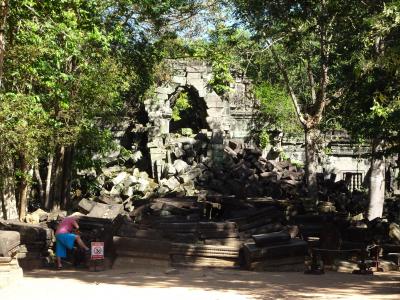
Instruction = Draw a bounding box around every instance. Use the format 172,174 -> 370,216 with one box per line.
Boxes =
91,242 -> 104,260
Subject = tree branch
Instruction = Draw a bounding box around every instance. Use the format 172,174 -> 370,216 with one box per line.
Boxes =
0,0 -> 8,88
313,10 -> 329,124
306,54 -> 316,103
269,43 -> 307,127
166,1 -> 218,27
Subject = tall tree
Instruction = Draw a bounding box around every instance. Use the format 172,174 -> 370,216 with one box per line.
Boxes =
334,0 -> 400,220
230,0 -> 400,200
0,0 -> 17,220
0,0 -> 7,87
2,0 -> 126,214
0,0 -> 215,217
230,0 -> 353,195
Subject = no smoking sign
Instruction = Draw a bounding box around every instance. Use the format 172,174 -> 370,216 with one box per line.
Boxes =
91,242 -> 104,260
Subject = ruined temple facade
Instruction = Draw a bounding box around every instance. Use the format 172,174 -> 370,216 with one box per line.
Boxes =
139,59 -> 399,194
144,59 -> 256,179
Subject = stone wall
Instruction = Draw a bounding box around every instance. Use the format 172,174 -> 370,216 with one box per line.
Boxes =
281,130 -> 400,193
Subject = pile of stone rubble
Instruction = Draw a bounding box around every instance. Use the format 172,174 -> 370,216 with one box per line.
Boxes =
241,231 -> 308,271
112,196 -> 296,269
74,136 -> 306,226
0,219 -> 53,270
1,194 -> 399,276
1,137 -> 399,276
157,140 -> 305,199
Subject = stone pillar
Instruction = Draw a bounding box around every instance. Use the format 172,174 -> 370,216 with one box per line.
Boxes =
149,148 -> 167,182
159,118 -> 170,135
210,129 -> 225,166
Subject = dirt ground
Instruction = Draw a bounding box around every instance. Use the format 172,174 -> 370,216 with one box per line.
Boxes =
1,267 -> 400,300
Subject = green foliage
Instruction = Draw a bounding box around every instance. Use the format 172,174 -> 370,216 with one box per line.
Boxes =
279,151 -> 289,161
259,129 -> 270,149
206,27 -> 253,95
231,0 -> 376,130
172,92 -> 191,121
208,59 -> 235,95
181,128 -> 193,136
0,93 -> 49,165
323,146 -> 333,156
290,159 -> 304,169
333,0 -> 400,152
3,0 -> 126,160
186,25 -> 256,95
73,127 -> 116,171
252,82 -> 301,148
255,82 -> 301,133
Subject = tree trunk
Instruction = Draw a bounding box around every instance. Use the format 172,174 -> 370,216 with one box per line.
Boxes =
0,159 -> 18,220
304,127 -> 319,197
44,153 -> 54,210
18,154 -> 29,221
269,46 -> 327,198
0,0 -> 8,87
34,160 -> 45,207
368,140 -> 385,221
51,146 -> 65,211
61,146 -> 73,210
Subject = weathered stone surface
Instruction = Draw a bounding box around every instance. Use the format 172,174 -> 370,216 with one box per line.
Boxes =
152,93 -> 167,102
113,236 -> 172,256
173,159 -> 189,174
122,186 -> 134,198
164,177 -> 181,191
136,178 -> 150,193
79,198 -> 123,220
186,64 -> 207,73
78,198 -> 94,213
179,168 -> 202,184
110,184 -> 124,196
25,209 -> 48,224
156,85 -> 175,95
0,220 -> 51,245
186,79 -> 207,96
96,194 -> 123,205
331,259 -> 358,273
173,147 -> 185,159
87,203 -> 124,220
171,255 -> 236,268
0,231 -> 20,257
47,210 -> 67,221
242,239 -> 308,262
122,175 -> 139,187
389,223 -> 400,242
171,76 -> 186,85
112,172 -> 129,185
187,72 -> 202,79
101,165 -> 124,178
164,163 -> 177,177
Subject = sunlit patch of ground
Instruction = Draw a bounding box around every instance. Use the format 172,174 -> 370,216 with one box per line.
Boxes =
1,267 -> 399,300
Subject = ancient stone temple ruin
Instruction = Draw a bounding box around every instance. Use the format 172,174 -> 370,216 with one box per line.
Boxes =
1,61 -> 399,283
144,59 -> 256,180
139,59 -> 399,195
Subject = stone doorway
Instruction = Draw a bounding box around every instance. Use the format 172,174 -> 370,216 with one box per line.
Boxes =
169,86 -> 210,134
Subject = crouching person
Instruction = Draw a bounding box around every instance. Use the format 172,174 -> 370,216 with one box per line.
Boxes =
55,215 -> 89,269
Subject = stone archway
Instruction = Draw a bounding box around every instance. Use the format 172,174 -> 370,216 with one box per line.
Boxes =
144,60 -> 230,135
144,59 -> 255,179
